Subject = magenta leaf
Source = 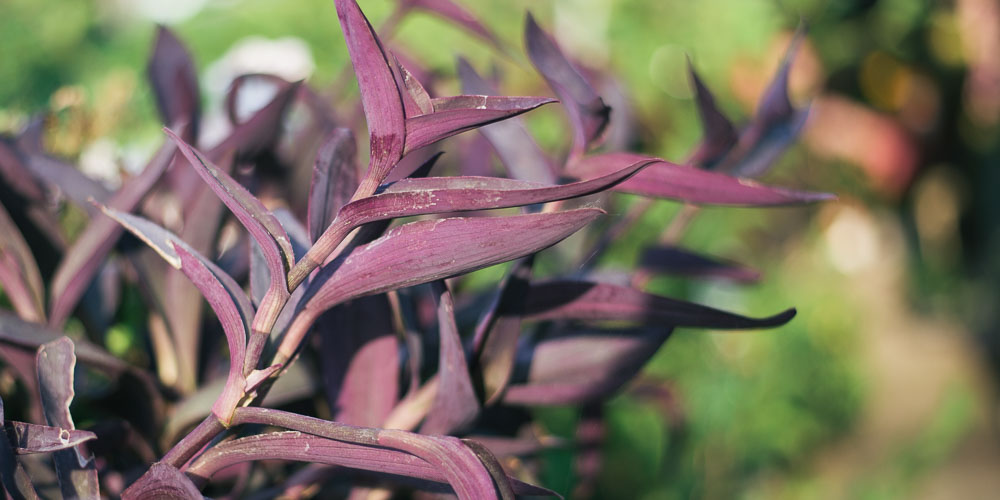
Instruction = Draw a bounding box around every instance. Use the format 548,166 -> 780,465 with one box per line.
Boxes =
457,58 -> 556,184
4,421 -> 97,455
147,26 -> 200,141
567,152 -> 833,205
686,61 -> 738,167
421,281 -> 479,435
472,256 -> 534,405
295,159 -> 650,282
318,294 -> 400,426
335,0 -> 406,196
404,96 -> 556,153
280,209 -> 603,363
35,337 -> 99,500
167,129 -> 294,295
308,128 -> 359,243
525,13 -> 611,157
121,462 -> 202,500
639,245 -> 761,283
522,281 -> 796,329
47,139 -> 177,328
404,0 -> 502,49
0,201 -> 45,322
504,327 -> 672,405
98,206 -> 253,420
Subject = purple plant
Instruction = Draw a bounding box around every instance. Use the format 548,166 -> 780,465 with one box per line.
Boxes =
0,1 -> 826,498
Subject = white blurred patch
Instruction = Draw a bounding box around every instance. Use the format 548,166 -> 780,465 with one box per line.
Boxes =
203,36 -> 315,99
79,138 -> 121,188
824,205 -> 880,274
113,0 -> 209,23
555,0 -> 611,65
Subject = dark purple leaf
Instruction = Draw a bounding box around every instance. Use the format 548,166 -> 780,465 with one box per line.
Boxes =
504,327 -> 672,405
525,13 -> 611,156
308,128 -> 359,243
404,96 -> 555,153
21,152 -> 111,213
121,462 -> 202,500
0,201 -> 45,322
98,206 -> 253,421
0,312 -> 129,375
147,26 -> 200,141
686,61 -> 738,167
4,421 -> 96,455
522,281 -> 796,329
404,0 -> 502,49
0,140 -> 46,203
639,245 -> 761,283
35,337 -> 99,500
47,140 -> 177,328
335,0 -> 406,197
279,209 -> 603,364
293,159 -> 650,284
0,396 -> 41,500
319,294 -> 399,426
422,281 -> 479,435
567,152 -> 833,205
457,58 -> 556,184
472,256 -> 533,405
207,79 -> 300,161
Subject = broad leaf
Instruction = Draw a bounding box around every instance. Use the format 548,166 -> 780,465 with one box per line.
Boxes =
279,209 -> 603,364
567,152 -> 833,205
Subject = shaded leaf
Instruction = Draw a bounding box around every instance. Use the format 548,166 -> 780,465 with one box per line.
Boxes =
567,152 -> 833,205
47,140 -> 177,328
686,61 -> 738,167
0,396 -> 41,500
404,96 -> 556,153
472,256 -> 533,405
35,338 -> 99,500
0,201 -> 45,322
457,58 -> 556,184
335,0 -> 406,196
147,26 -> 200,141
525,13 -> 611,156
121,462 -> 202,500
522,281 -> 796,329
0,312 -> 129,375
0,140 -> 46,203
308,128 -> 359,243
639,245 -> 761,283
422,281 -> 479,435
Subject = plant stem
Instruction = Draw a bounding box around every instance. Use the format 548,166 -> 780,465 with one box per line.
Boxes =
161,415 -> 225,469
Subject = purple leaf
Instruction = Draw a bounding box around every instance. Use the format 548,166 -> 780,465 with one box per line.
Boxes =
639,245 -> 761,283
404,0 -> 502,49
392,55 -> 434,117
47,140 -> 177,328
472,256 -> 533,405
335,0 -> 406,197
308,128 -> 359,243
457,58 -> 556,184
0,396 -> 40,500
0,140 -> 46,203
98,206 -> 253,421
4,421 -> 97,455
567,152 -> 833,205
279,209 -> 603,364
504,327 -> 672,405
522,281 -> 796,329
525,13 -> 611,157
0,201 -> 45,322
319,294 -> 400,426
294,159 -> 650,284
422,281 -> 479,435
21,151 -> 111,213
121,462 -> 202,500
207,79 -> 300,161
147,26 -> 200,141
35,338 -> 99,500
404,96 -> 555,153
0,312 -> 130,375
686,61 -> 738,167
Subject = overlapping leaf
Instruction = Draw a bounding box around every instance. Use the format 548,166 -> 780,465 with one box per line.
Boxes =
3,421 -> 96,455
404,95 -> 556,153
0,396 -> 40,500
639,245 -> 761,283
307,128 -> 359,243
567,152 -> 832,205
422,281 -> 479,435
0,202 -> 45,322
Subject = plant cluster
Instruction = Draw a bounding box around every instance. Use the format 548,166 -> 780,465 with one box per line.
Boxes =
0,0 -> 827,498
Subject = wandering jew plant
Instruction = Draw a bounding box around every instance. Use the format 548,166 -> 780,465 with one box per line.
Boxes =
0,0 -> 826,497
